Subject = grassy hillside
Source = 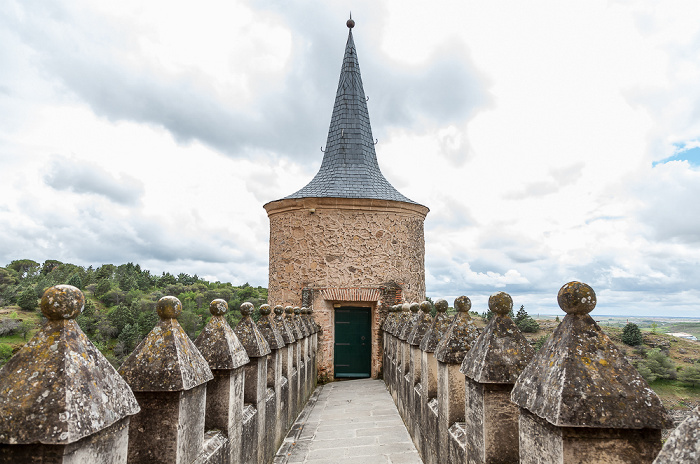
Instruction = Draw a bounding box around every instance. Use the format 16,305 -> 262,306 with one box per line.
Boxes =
0,259 -> 267,368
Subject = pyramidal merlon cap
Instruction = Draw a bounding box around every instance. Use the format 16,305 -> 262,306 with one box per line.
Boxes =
282,19 -> 420,205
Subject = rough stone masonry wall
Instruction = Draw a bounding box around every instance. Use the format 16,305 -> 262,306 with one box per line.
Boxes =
265,197 -> 427,306
266,197 -> 428,380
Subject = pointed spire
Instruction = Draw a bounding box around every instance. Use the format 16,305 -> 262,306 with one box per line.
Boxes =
283,18 -> 419,205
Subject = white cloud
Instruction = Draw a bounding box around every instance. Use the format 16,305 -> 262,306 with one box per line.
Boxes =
1,0 -> 700,317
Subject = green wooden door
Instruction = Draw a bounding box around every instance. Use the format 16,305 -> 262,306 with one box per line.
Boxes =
334,307 -> 371,378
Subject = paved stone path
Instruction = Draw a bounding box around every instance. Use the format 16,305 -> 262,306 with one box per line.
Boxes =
275,379 -> 423,464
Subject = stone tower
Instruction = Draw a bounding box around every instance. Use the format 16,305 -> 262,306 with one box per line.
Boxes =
264,18 -> 429,380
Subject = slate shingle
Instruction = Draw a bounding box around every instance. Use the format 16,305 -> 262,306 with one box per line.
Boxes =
283,28 -> 420,205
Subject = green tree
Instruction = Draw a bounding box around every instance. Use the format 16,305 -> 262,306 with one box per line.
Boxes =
513,305 -> 539,332
118,323 -> 139,353
77,299 -> 98,335
41,260 -> 63,275
0,267 -> 19,292
621,323 -> 643,346
95,279 -> 111,296
109,303 -> 136,334
679,366 -> 700,387
66,273 -> 83,290
137,311 -> 159,338
8,259 -> 40,279
17,286 -> 38,311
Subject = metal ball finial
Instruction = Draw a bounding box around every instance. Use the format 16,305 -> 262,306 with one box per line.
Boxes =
347,12 -> 355,29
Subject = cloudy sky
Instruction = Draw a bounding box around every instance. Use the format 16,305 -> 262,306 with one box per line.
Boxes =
2,0 -> 700,317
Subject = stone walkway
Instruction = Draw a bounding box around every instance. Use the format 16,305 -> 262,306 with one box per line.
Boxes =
275,379 -> 423,464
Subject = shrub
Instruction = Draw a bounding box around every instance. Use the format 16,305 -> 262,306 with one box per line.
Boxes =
17,286 -> 38,311
0,343 -> 13,367
66,273 -> 83,290
621,322 -> 643,346
679,366 -> 700,387
518,317 -> 540,333
635,348 -> 675,383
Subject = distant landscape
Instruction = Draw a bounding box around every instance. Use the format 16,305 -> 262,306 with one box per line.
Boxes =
1,258 -> 698,425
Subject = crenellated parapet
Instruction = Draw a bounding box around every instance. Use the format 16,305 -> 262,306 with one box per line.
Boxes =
382,282 -> 691,464
0,286 -> 320,464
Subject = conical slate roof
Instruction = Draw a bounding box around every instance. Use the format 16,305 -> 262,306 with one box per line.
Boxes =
283,21 -> 419,205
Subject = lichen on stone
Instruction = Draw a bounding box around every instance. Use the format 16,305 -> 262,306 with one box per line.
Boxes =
420,298 -> 451,353
119,296 -> 213,392
234,303 -> 272,358
510,282 -> 672,429
0,285 -> 140,445
256,304 -> 286,350
653,406 -> 700,463
407,301 -> 433,346
194,299 -> 250,370
460,292 -> 534,383
435,296 -> 480,364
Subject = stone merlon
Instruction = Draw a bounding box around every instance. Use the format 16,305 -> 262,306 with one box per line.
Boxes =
0,285 -> 140,445
460,291 -> 534,383
434,296 -> 480,364
194,298 -> 250,370
119,295 -> 213,391
511,281 -> 673,429
234,302 -> 272,358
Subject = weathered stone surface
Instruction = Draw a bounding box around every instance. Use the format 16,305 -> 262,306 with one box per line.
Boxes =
420,298 -> 450,353
0,285 -> 139,445
382,304 -> 400,333
273,305 -> 296,344
435,296 -> 480,364
191,430 -> 229,464
266,190 -> 428,311
399,302 -> 421,341
511,282 -> 672,429
285,305 -> 303,340
234,302 -> 271,358
460,291 -> 534,383
393,303 -> 412,337
653,406 -> 700,463
407,301 -> 433,346
119,296 -> 213,391
0,416 -> 131,464
519,408 -> 663,464
257,304 -> 285,350
448,422 -> 467,464
294,307 -> 309,337
127,386 -> 206,464
194,299 -> 249,370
